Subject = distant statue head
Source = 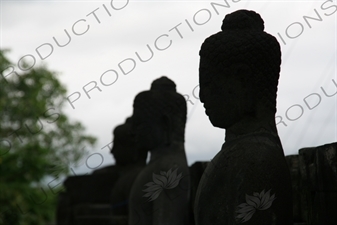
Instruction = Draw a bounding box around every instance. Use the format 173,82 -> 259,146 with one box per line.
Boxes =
111,117 -> 147,166
199,9 -> 281,129
132,76 -> 187,151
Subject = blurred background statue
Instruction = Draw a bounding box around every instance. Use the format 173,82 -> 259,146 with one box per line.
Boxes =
57,117 -> 147,225
128,76 -> 190,225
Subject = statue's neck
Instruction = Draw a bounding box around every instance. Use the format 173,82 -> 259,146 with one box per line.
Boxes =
225,115 -> 278,142
132,161 -> 147,167
116,158 -> 146,168
149,141 -> 185,162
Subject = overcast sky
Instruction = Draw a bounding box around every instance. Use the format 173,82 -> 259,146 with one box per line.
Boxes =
1,0 -> 336,175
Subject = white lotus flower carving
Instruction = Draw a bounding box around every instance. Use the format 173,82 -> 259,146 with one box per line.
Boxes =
236,189 -> 276,223
142,168 -> 183,201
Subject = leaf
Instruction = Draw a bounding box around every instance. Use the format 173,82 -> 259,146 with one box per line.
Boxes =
241,209 -> 255,222
236,213 -> 246,219
148,189 -> 162,201
160,171 -> 166,176
167,168 -> 178,185
245,194 -> 260,208
259,189 -> 265,198
270,193 -> 276,202
236,205 -> 255,214
259,189 -> 276,210
237,203 -> 249,208
261,189 -> 271,202
236,206 -> 255,223
259,189 -> 271,209
142,184 -> 162,192
259,201 -> 273,210
152,173 -> 167,187
166,179 -> 180,189
144,182 -> 155,187
167,168 -> 172,177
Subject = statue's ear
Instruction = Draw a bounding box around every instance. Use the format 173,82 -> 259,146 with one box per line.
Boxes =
232,63 -> 255,112
161,113 -> 172,145
231,63 -> 252,85
226,63 -> 253,95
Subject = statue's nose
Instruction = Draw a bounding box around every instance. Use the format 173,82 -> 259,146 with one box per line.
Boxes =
199,85 -> 209,104
199,87 -> 204,103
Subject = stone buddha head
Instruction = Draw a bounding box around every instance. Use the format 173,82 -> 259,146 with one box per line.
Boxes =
111,117 -> 147,166
199,9 -> 281,130
132,76 -> 187,151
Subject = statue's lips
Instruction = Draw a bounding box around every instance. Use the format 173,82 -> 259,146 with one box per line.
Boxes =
203,105 -> 212,115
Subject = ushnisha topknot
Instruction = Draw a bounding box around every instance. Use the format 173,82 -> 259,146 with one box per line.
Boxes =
113,117 -> 133,143
221,9 -> 264,31
199,9 -> 281,114
133,76 -> 187,142
150,76 -> 176,92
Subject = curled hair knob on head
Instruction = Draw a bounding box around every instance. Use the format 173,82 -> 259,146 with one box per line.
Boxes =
133,76 -> 187,143
200,9 -> 281,114
124,116 -> 132,124
221,9 -> 264,31
150,76 -> 176,92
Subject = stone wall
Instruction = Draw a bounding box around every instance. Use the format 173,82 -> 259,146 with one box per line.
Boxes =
286,142 -> 337,225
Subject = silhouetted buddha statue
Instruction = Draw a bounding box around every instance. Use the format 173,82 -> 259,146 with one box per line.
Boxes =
109,117 -> 147,219
59,117 -> 146,225
194,10 -> 293,224
93,117 -> 146,175
128,76 -> 190,225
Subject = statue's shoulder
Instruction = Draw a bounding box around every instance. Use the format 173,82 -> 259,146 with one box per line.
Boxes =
92,165 -> 118,174
212,132 -> 284,166
223,131 -> 282,151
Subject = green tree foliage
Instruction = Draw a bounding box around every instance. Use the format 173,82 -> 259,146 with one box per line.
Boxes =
0,49 -> 96,224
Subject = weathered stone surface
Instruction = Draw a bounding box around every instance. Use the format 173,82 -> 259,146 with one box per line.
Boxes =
110,166 -> 144,216
194,9 -> 293,225
188,161 -> 209,225
64,173 -> 120,205
299,142 -> 337,224
109,117 -> 147,217
56,192 -> 71,225
58,172 -> 119,224
57,117 -> 146,225
285,154 -> 302,222
73,204 -> 113,225
128,76 -> 190,225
